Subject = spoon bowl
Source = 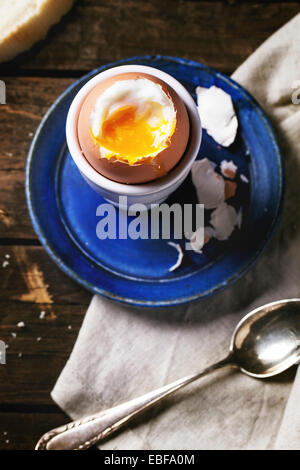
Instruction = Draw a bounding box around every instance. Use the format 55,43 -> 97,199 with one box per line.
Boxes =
231,298 -> 300,377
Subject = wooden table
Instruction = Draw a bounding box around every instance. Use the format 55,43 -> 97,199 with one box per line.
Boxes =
0,0 -> 298,450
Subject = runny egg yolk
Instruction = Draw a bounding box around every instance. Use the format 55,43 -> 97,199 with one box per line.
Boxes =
91,103 -> 175,165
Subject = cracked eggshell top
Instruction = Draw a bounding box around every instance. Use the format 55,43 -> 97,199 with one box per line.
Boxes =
77,72 -> 190,184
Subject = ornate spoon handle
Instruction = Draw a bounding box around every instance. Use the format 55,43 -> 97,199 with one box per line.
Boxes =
36,355 -> 234,450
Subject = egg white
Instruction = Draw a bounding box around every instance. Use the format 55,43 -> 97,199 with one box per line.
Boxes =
90,78 -> 176,163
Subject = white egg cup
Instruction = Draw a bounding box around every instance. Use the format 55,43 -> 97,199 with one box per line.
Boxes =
66,64 -> 202,208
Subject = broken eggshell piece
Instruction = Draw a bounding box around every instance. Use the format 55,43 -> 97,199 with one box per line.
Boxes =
189,157 -> 240,251
196,85 -> 238,147
220,160 -> 237,179
210,202 -> 238,241
168,242 -> 184,272
224,180 -> 237,200
191,158 -> 225,209
187,226 -> 215,253
240,173 -> 249,184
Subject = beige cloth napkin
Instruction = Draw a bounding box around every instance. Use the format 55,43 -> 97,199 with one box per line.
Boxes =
52,14 -> 300,449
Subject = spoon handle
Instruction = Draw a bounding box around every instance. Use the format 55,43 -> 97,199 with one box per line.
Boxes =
36,355 -> 234,450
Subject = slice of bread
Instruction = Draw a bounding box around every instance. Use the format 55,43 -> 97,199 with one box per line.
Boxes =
0,0 -> 74,63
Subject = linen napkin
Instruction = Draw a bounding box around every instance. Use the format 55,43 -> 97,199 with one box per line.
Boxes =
52,14 -> 300,449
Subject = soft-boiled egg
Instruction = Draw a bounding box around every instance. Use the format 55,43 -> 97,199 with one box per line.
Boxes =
77,72 -> 190,184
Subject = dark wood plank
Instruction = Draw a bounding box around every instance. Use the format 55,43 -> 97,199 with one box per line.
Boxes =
0,353 -> 75,407
0,77 -> 73,172
0,243 -> 91,405
0,298 -> 89,405
0,170 -> 37,239
0,77 -> 74,238
2,1 -> 299,75
0,412 -> 69,450
0,245 -> 91,306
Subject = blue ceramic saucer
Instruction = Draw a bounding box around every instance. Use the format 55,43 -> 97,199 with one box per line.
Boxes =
26,56 -> 283,307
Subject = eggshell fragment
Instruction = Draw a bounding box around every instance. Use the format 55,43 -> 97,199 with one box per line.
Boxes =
168,242 -> 184,272
224,180 -> 237,200
220,160 -> 237,179
191,158 -> 225,209
196,86 -> 238,147
210,203 -> 238,241
77,73 -> 190,184
188,226 -> 215,253
240,174 -> 249,184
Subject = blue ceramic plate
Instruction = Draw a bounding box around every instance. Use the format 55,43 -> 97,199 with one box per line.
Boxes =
26,56 -> 283,307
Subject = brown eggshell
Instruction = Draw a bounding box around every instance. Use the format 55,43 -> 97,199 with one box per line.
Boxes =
77,72 -> 190,184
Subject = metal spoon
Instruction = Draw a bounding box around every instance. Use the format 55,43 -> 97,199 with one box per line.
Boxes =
36,298 -> 300,450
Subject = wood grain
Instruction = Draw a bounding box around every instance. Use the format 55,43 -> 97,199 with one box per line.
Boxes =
0,412 -> 69,450
0,245 -> 90,406
0,77 -> 73,172
0,244 -> 89,406
0,77 -> 74,238
3,1 -> 299,75
0,286 -> 89,406
0,246 -> 90,305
